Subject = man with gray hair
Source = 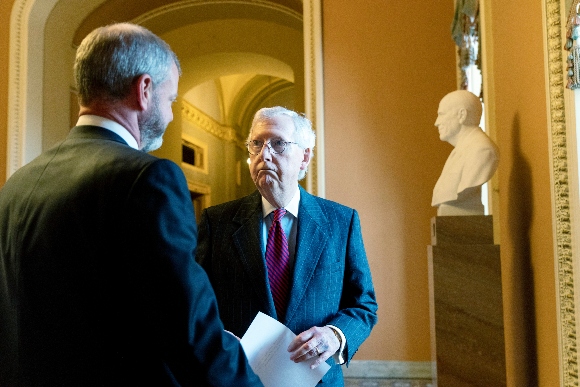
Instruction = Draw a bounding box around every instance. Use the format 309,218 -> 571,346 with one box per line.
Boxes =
0,23 -> 262,386
196,106 -> 378,386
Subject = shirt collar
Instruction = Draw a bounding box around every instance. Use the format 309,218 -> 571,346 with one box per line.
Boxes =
262,187 -> 301,218
76,115 -> 139,150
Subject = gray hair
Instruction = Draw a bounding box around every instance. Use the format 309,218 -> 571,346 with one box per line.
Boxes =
74,23 -> 181,106
248,106 -> 316,180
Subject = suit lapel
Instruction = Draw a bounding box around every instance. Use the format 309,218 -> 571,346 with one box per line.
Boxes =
284,188 -> 330,325
231,191 -> 277,317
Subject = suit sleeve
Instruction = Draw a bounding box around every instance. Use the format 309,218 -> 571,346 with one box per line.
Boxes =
125,159 -> 262,386
327,209 -> 378,364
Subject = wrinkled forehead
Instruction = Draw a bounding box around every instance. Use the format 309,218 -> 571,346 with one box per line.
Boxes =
251,115 -> 296,138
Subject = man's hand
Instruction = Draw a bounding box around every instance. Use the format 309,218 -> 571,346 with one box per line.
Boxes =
287,326 -> 340,369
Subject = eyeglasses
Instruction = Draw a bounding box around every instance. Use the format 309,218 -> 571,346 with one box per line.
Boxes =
245,139 -> 298,155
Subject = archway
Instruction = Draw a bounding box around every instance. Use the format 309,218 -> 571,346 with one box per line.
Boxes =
7,0 -> 324,195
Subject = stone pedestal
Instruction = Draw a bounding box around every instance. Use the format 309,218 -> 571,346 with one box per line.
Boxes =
427,216 -> 506,387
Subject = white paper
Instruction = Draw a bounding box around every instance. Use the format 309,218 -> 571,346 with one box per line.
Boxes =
241,312 -> 331,387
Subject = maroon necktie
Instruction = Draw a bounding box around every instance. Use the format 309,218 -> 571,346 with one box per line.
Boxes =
265,208 -> 291,318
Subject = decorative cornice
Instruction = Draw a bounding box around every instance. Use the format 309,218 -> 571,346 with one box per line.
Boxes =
181,100 -> 245,148
545,0 -> 579,385
132,0 -> 302,25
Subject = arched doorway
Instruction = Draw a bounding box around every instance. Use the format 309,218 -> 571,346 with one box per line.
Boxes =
7,0 -> 325,198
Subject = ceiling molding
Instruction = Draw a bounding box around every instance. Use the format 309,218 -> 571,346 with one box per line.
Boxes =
182,100 -> 245,149
133,0 -> 301,24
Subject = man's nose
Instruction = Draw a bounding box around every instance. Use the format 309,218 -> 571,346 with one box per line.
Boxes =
259,143 -> 273,160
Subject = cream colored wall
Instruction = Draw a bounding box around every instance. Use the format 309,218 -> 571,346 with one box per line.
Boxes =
323,1 -> 560,385
322,1 -> 457,361
486,0 -> 559,385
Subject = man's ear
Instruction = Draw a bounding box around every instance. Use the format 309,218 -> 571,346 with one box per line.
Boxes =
457,107 -> 468,124
300,148 -> 312,170
136,74 -> 153,111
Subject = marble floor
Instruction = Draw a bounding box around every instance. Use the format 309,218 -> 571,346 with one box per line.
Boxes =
345,379 -> 433,387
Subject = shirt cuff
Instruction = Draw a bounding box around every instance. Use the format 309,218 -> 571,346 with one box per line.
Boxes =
326,325 -> 346,365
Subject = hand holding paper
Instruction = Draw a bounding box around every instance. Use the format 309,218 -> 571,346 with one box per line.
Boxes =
241,312 -> 331,387
287,325 -> 340,369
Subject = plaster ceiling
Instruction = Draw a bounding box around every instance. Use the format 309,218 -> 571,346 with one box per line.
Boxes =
72,0 -> 304,123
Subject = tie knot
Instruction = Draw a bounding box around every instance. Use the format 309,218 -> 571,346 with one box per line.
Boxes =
273,208 -> 286,222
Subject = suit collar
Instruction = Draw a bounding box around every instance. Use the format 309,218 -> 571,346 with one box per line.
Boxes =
68,125 -> 129,147
232,191 -> 262,225
296,186 -> 329,229
76,115 -> 138,149
232,191 -> 277,317
284,187 -> 330,324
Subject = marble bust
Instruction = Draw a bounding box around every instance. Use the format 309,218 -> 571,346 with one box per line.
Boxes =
432,90 -> 499,216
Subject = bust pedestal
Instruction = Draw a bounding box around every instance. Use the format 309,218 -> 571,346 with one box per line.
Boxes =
427,216 -> 506,387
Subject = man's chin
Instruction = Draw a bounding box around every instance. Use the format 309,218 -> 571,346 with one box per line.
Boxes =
141,137 -> 163,153
255,175 -> 277,189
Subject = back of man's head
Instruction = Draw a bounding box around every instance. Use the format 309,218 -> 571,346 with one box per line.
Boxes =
74,23 -> 180,106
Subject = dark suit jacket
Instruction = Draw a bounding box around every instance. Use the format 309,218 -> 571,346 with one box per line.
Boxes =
196,187 -> 378,386
0,126 -> 262,386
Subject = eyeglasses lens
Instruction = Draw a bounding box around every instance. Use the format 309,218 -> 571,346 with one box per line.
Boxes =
247,140 -> 285,154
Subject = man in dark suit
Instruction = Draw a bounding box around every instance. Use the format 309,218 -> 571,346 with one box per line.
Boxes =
0,23 -> 262,386
196,106 -> 378,386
